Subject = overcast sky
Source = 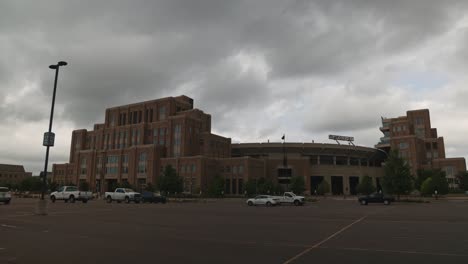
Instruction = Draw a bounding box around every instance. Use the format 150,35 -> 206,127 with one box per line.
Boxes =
1,0 -> 468,175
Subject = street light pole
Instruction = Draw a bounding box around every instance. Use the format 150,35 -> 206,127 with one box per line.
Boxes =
40,61 -> 68,201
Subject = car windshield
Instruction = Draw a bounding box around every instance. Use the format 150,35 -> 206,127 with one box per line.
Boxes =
124,189 -> 134,192
0,187 -> 9,192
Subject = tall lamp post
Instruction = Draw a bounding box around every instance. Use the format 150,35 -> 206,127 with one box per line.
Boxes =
37,61 -> 67,215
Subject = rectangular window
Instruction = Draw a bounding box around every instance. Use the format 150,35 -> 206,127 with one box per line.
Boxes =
121,155 -> 129,174
399,142 -> 409,149
138,152 -> 147,174
159,106 -> 167,120
415,128 -> 425,138
239,165 -> 244,174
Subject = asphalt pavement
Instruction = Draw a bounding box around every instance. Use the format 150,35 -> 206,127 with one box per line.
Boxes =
1,197 -> 468,264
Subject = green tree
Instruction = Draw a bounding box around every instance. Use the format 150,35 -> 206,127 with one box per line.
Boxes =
20,177 -> 42,192
290,176 -> 305,195
415,169 -> 430,191
207,174 -> 225,197
356,175 -> 376,195
47,179 -> 59,192
456,171 -> 468,191
157,165 -> 183,196
382,150 -> 413,199
317,180 -> 330,195
273,183 -> 285,195
244,179 -> 258,196
420,177 -> 435,196
145,183 -> 156,192
431,169 -> 449,195
256,177 -> 275,194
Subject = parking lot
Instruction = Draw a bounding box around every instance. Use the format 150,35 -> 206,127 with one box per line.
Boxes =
2,197 -> 468,264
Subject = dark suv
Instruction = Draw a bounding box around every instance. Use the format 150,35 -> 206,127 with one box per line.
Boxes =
141,191 -> 167,204
358,192 -> 395,205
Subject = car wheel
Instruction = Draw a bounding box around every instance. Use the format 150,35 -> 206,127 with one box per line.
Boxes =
82,199 -> 88,204
135,200 -> 140,204
266,201 -> 272,207
51,196 -> 56,203
4,200 -> 10,205
106,196 -> 112,203
162,200 -> 166,204
125,196 -> 130,203
248,201 -> 253,206
384,200 -> 390,205
69,196 -> 76,203
360,200 -> 367,205
294,200 -> 300,206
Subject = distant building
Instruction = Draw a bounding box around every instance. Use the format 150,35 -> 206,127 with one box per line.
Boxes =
0,164 -> 32,184
53,95 -> 388,195
53,95 -> 232,193
376,109 -> 466,188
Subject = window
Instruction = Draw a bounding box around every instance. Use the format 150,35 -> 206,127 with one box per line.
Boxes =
399,142 -> 409,149
106,155 -> 119,174
415,128 -> 425,138
239,165 -> 244,174
173,124 -> 182,157
121,155 -> 129,174
138,152 -> 147,174
80,158 -> 87,175
397,126 -> 401,132
159,106 -> 166,120
416,117 -> 424,125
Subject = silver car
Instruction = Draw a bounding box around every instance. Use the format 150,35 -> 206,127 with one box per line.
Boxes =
246,195 -> 279,206
0,187 -> 12,204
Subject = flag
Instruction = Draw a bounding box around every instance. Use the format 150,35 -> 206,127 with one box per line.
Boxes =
281,134 -> 285,140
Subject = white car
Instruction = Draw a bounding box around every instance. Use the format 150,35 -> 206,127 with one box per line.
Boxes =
105,188 -> 141,203
246,195 -> 279,206
0,187 -> 12,204
50,186 -> 93,203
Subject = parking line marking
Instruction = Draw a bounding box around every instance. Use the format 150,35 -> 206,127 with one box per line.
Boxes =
1,224 -> 17,229
283,215 -> 367,264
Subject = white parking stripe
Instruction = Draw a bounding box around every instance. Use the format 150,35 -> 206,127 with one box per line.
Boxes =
283,215 -> 367,264
1,224 -> 17,228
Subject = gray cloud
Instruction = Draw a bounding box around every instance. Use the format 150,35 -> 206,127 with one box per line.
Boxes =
1,0 -> 468,174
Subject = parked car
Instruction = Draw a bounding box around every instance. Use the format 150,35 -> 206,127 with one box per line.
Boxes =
105,188 -> 141,203
246,195 -> 280,206
141,191 -> 167,204
358,192 -> 395,205
50,186 -> 93,203
274,192 -> 305,206
0,187 -> 12,204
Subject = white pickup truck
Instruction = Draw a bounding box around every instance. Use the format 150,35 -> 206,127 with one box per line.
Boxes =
50,186 -> 93,203
274,192 -> 305,206
105,188 -> 141,203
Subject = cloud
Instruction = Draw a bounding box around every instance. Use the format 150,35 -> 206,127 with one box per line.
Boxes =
1,0 -> 468,174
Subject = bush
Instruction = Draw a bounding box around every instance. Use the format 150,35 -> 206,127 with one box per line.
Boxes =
290,176 -> 306,195
207,175 -> 225,197
356,175 -> 375,195
317,180 -> 330,195
420,177 -> 435,196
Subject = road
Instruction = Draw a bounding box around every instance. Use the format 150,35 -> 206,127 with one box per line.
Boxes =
2,198 -> 468,263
